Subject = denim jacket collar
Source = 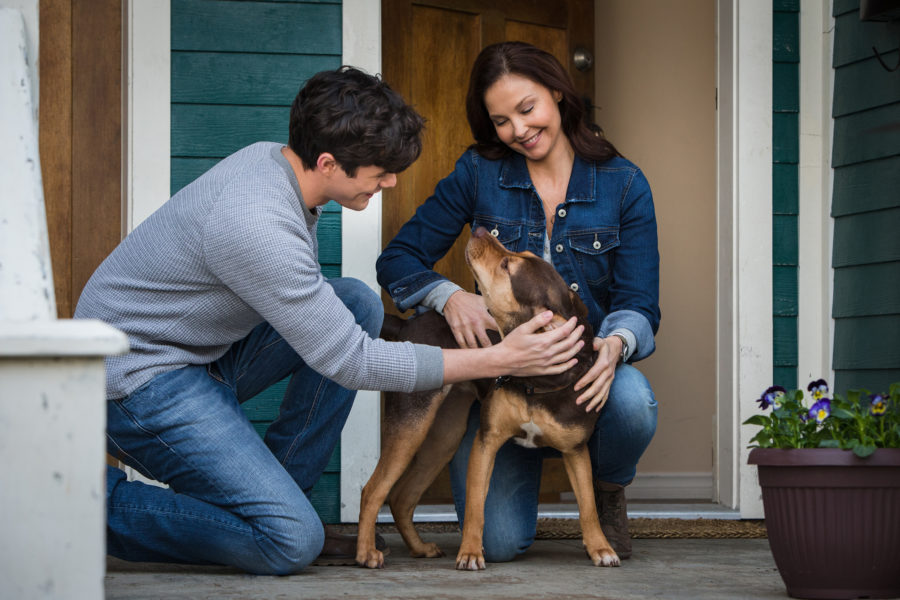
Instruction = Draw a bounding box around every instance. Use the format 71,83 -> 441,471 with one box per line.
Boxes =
497,152 -> 595,203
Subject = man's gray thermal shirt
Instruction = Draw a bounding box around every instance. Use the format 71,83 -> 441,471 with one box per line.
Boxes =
75,142 -> 444,400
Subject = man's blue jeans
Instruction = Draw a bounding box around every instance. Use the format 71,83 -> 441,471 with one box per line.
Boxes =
448,363 -> 657,562
105,278 -> 382,575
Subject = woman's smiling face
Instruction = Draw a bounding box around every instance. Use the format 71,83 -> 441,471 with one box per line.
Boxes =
483,73 -> 564,162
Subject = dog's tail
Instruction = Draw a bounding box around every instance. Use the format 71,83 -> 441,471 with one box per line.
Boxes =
380,313 -> 406,341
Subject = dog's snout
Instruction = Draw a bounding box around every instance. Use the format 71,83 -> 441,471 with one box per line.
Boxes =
473,227 -> 490,239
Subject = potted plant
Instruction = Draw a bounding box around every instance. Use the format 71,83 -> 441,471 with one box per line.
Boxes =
745,380 -> 900,600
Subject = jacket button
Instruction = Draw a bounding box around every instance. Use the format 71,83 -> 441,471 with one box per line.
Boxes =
555,243 -> 564,253
557,208 -> 567,218
593,240 -> 602,250
490,228 -> 499,237
569,282 -> 579,292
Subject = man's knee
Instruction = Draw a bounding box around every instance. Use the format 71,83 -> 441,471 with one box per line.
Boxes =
329,277 -> 384,338
251,513 -> 325,575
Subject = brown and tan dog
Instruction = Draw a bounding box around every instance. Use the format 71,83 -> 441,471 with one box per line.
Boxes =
356,227 -> 619,570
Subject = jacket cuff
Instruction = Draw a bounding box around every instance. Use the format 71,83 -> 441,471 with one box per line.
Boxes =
422,281 -> 465,315
599,309 -> 655,362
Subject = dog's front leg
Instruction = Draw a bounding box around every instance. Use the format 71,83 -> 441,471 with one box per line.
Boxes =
561,445 -> 620,567
455,427 -> 506,571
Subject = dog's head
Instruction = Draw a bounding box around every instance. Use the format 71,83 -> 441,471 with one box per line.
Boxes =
465,227 -> 590,338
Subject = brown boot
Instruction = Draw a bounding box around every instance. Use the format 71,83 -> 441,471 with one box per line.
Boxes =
594,480 -> 632,559
312,524 -> 389,566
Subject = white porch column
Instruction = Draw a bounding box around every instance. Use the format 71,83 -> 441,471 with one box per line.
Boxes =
339,0 -> 383,523
716,1 -> 773,517
0,8 -> 129,599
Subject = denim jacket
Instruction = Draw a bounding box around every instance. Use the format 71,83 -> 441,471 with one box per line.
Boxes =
376,149 -> 660,362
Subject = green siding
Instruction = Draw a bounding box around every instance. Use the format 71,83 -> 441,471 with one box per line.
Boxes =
831,3 -> 900,394
772,1 -> 799,390
170,0 -> 344,522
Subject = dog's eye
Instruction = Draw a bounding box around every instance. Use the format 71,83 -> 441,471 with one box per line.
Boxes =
500,257 -> 509,271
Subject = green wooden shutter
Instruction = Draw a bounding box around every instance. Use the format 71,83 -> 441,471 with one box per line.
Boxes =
831,0 -> 900,393
170,0 -> 344,522
773,0 -> 800,390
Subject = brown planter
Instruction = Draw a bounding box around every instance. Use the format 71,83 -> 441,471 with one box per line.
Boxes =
749,448 -> 900,600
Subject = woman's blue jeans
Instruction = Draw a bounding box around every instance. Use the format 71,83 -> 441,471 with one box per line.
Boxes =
105,278 -> 382,575
449,363 -> 657,563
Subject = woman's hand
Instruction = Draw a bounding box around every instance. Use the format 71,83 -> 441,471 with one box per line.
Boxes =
443,290 -> 499,348
573,336 -> 623,412
494,311 -> 584,377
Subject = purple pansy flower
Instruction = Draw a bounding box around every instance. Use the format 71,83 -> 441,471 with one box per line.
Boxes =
809,398 -> 831,424
870,394 -> 887,416
807,379 -> 829,400
757,386 -> 787,410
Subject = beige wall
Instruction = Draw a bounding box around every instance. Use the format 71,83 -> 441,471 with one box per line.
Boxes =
594,0 -> 717,479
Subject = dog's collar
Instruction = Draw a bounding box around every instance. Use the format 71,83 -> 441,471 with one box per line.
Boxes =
493,376 -> 570,396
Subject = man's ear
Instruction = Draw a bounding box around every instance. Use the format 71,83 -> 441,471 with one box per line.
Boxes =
316,152 -> 337,175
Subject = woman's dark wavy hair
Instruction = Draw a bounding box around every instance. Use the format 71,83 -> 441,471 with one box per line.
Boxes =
289,66 -> 425,176
466,42 -> 620,162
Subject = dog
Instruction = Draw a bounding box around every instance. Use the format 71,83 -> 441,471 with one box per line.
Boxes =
355,226 -> 620,570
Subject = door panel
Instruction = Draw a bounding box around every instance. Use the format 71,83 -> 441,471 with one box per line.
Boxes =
382,0 -> 594,503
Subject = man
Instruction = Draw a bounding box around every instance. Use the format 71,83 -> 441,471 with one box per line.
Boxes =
77,67 -> 585,574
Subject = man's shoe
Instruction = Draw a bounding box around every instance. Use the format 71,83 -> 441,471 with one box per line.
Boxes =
312,525 -> 388,566
594,480 -> 632,559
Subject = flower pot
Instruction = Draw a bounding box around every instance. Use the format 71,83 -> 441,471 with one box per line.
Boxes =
749,448 -> 900,600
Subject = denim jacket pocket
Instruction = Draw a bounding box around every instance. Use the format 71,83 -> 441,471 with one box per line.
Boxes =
567,228 -> 619,296
472,217 -> 524,249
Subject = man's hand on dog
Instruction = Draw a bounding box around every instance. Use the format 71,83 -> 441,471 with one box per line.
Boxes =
574,335 -> 623,413
443,290 -> 498,348
492,310 -> 584,377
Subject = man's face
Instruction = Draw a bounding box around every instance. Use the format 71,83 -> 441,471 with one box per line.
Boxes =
329,165 -> 398,211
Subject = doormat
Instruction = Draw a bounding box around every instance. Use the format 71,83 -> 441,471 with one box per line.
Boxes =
339,518 -> 767,539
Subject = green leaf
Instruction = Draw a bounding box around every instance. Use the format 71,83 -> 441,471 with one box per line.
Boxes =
743,415 -> 770,426
852,443 -> 876,458
831,407 -> 855,420
818,439 -> 840,448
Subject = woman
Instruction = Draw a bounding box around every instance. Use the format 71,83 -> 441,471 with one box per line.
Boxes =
376,42 -> 660,561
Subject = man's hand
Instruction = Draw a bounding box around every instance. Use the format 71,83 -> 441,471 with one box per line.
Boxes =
443,290 -> 499,349
494,311 -> 584,377
573,336 -> 623,412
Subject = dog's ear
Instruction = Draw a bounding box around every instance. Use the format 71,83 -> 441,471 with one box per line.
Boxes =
568,289 -> 589,320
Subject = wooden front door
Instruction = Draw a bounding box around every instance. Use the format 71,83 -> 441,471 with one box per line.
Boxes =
381,0 -> 595,502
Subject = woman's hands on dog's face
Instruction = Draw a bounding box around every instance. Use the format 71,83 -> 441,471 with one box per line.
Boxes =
444,291 -> 499,348
573,336 -> 622,413
496,311 -> 584,377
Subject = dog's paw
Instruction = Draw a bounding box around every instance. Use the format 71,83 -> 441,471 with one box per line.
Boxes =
586,546 -> 620,568
356,548 -> 385,569
455,550 -> 486,571
410,542 -> 445,559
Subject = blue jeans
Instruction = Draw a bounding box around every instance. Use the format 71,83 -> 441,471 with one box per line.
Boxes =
449,363 -> 657,562
105,278 -> 382,574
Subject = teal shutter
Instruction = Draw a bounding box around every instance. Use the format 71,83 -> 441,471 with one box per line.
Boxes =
773,0 -> 800,390
170,0 -> 344,522
831,1 -> 900,393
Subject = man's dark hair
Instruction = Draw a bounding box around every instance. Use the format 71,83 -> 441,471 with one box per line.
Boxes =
288,67 -> 425,176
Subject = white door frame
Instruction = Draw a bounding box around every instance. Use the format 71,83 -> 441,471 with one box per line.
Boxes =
124,0 -> 835,522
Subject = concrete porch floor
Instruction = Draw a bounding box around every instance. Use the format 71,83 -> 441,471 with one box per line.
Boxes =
105,531 -> 790,600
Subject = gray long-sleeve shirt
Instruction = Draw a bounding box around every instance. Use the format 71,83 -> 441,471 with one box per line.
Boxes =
75,142 -> 443,400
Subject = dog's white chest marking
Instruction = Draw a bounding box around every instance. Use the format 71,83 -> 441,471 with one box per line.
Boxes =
514,420 -> 543,448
